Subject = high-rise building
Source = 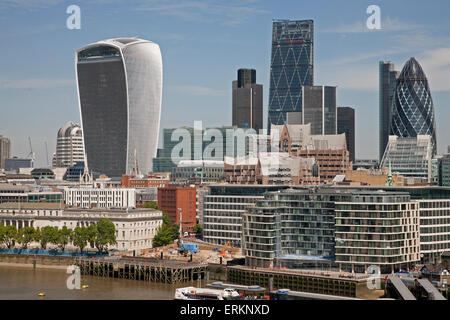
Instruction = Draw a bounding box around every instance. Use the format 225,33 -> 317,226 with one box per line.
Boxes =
337,107 -> 355,163
390,58 -> 437,156
268,19 -> 314,128
232,69 -> 263,130
379,61 -> 399,161
76,38 -> 162,177
302,86 -> 337,135
53,122 -> 85,168
0,136 -> 11,170
158,186 -> 197,233
152,126 -> 253,172
381,135 -> 433,183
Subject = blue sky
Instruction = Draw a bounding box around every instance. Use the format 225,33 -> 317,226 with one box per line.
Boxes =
1,0 -> 450,167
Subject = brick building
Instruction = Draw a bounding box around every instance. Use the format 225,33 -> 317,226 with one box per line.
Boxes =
122,173 -> 170,188
158,186 -> 197,233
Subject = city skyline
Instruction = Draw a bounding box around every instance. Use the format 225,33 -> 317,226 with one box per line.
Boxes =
1,0 -> 450,167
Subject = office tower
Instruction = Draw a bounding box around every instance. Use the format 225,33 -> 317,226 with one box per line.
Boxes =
337,107 -> 355,163
390,58 -> 437,156
268,19 -> 314,128
76,38 -> 162,177
232,69 -> 263,130
381,135 -> 433,182
0,136 -> 11,169
152,126 -> 253,172
379,61 -> 399,161
302,86 -> 337,135
53,121 -> 85,168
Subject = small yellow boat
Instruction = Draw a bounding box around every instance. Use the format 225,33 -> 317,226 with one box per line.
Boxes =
81,285 -> 89,289
38,292 -> 45,297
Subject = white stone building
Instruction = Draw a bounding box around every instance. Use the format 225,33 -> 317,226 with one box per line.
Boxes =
63,187 -> 136,209
0,202 -> 162,253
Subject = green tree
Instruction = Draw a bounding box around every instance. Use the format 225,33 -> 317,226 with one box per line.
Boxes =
95,218 -> 116,254
73,226 -> 88,253
86,224 -> 98,249
0,225 -> 6,248
143,201 -> 159,210
40,226 -> 58,250
193,224 -> 203,234
152,224 -> 174,247
3,225 -> 18,249
57,226 -> 73,252
16,227 -> 35,249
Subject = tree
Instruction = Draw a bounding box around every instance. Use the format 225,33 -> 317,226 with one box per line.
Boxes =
16,227 -> 35,249
86,224 -> 98,249
0,225 -> 5,248
40,226 -> 58,250
143,201 -> 159,210
193,224 -> 203,234
73,226 -> 88,253
95,218 -> 116,254
57,226 -> 73,252
152,224 -> 174,247
3,225 -> 17,249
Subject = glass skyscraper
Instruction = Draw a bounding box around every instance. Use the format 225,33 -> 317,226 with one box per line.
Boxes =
76,38 -> 162,177
379,61 -> 399,161
268,19 -> 314,128
389,57 -> 437,156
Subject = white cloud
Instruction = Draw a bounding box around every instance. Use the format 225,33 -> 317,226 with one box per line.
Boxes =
418,48 -> 450,92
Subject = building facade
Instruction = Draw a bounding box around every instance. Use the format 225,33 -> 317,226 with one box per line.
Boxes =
381,135 -> 433,183
171,160 -> 225,185
202,185 -> 291,246
76,38 -> 162,177
389,58 -> 437,156
302,86 -> 337,135
53,122 -> 85,168
0,136 -> 11,170
0,203 -> 162,252
337,107 -> 355,163
157,186 -> 197,233
63,187 -> 136,209
335,192 -> 421,273
379,61 -> 399,161
268,19 -> 314,127
232,69 -> 263,131
243,188 -> 341,268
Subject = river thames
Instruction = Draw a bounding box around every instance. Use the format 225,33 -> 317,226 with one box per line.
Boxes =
0,265 -> 204,300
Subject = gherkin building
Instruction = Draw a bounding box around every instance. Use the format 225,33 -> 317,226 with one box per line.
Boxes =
389,57 -> 437,155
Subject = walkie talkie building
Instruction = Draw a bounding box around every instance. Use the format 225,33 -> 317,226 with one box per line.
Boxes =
76,38 -> 162,177
389,57 -> 437,156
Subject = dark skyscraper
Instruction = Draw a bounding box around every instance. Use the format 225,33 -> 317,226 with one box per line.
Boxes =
379,61 -> 399,161
232,69 -> 263,130
302,86 -> 337,135
338,107 -> 355,163
268,19 -> 314,129
390,57 -> 437,156
76,38 -> 162,177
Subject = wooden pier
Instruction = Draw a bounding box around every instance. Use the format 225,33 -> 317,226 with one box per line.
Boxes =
75,256 -> 207,284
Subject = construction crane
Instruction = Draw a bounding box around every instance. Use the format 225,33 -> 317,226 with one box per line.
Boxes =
26,137 -> 36,162
45,141 -> 50,167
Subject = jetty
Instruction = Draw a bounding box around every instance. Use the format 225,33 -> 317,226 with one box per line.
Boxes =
75,256 -> 207,284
